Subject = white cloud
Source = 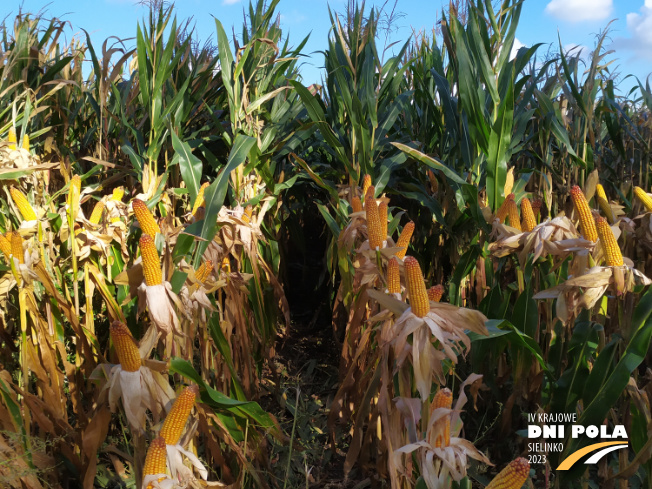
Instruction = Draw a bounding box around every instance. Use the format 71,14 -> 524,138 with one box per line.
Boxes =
545,0 -> 613,22
510,38 -> 525,61
222,0 -> 241,5
611,2 -> 652,62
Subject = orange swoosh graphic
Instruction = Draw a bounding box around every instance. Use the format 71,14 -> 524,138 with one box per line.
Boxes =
557,441 -> 627,470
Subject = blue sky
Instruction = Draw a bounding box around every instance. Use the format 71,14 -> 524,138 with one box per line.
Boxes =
4,0 -> 652,94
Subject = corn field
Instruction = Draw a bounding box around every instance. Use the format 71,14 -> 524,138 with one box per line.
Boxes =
1,0 -> 652,488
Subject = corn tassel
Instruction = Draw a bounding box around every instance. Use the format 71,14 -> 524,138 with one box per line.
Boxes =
143,436 -> 167,487
196,260 -> 214,283
429,388 -> 452,447
486,457 -> 530,489
595,184 -> 615,224
21,134 -> 30,152
387,258 -> 400,294
506,199 -> 521,231
7,127 -> 16,150
241,205 -> 253,224
378,202 -> 388,243
351,196 -> 362,213
112,187 -> 124,201
365,190 -> 383,250
192,182 -> 210,215
495,194 -> 514,223
395,221 -> 415,259
595,216 -> 623,267
10,232 -> 24,264
0,234 -> 11,260
133,199 -> 161,236
140,234 -> 162,286
428,285 -> 445,303
362,174 -> 372,200
159,385 -> 200,445
89,201 -> 105,224
570,186 -> 598,242
109,321 -> 141,372
404,256 -> 429,318
634,186 -> 652,212
10,188 -> 37,221
520,198 -> 536,232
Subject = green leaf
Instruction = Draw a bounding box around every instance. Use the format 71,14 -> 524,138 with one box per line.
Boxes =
171,131 -> 203,206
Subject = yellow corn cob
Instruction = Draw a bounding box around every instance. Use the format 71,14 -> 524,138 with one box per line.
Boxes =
506,199 -> 521,231
9,188 -> 37,221
221,256 -> 231,274
595,184 -> 615,224
520,198 -> 536,232
495,194 -> 514,223
143,436 -> 167,486
159,385 -> 200,445
395,221 -> 415,260
427,169 -> 438,194
531,199 -> 542,219
365,190 -> 383,250
7,127 -> 16,150
428,285 -> 445,303
89,201 -> 105,224
570,186 -> 598,242
140,234 -> 162,286
634,186 -> 652,212
404,256 -> 429,318
378,202 -> 388,243
112,187 -> 124,201
21,134 -> 30,152
10,232 -> 24,264
362,174 -> 372,201
0,234 -> 11,260
196,260 -> 214,283
109,321 -> 141,372
429,388 -> 453,447
486,457 -> 530,489
133,199 -> 161,236
351,196 -> 362,213
241,205 -> 253,224
387,257 -> 400,294
192,182 -> 210,215
595,216 -> 623,267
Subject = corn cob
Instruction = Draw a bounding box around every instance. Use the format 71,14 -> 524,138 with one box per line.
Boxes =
378,202 -> 388,243
7,127 -> 16,150
21,134 -> 30,152
430,388 -> 453,447
143,436 -> 167,487
395,221 -> 415,260
365,190 -> 383,250
506,199 -> 521,231
570,186 -> 598,242
89,201 -> 105,224
109,321 -> 141,372
0,234 -> 11,260
362,174 -> 372,200
9,188 -> 37,221
241,205 -> 253,224
531,199 -> 542,219
404,256 -> 429,318
10,232 -> 24,264
351,196 -> 362,213
133,199 -> 161,236
196,260 -> 214,283
595,184 -> 615,224
595,216 -> 623,267
495,194 -> 514,223
520,198 -> 536,232
159,385 -> 200,445
192,182 -> 210,215
428,285 -> 445,303
140,234 -> 162,286
634,186 -> 652,212
221,256 -> 231,274
486,457 -> 530,489
112,187 -> 124,201
387,257 -> 400,294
